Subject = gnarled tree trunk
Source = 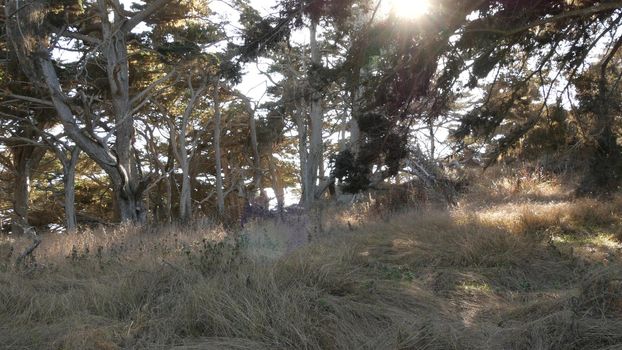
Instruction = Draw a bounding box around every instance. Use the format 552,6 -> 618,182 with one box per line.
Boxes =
11,147 -> 45,234
5,0 -> 169,223
9,135 -> 46,235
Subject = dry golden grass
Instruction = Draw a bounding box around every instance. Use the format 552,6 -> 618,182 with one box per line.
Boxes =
460,164 -> 582,206
1,172 -> 622,349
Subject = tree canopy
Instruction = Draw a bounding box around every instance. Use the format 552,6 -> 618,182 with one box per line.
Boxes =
1,0 -> 621,232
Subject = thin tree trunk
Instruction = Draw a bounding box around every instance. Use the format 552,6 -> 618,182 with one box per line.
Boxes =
350,82 -> 363,157
177,117 -> 192,222
236,92 -> 264,200
339,96 -> 349,151
296,110 -> 309,206
319,151 -> 325,183
165,174 -> 173,224
179,157 -> 191,222
428,117 -> 436,160
177,80 -> 206,222
249,111 -> 263,199
213,81 -> 225,217
63,147 -> 80,232
164,143 -> 175,224
13,160 -> 31,235
304,19 -> 324,207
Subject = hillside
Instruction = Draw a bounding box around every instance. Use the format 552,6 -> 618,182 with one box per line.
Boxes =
1,172 -> 621,349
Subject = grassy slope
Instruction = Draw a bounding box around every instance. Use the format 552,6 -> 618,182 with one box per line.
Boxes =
1,174 -> 622,349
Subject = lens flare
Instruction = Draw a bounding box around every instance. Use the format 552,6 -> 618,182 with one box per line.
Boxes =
389,0 -> 431,19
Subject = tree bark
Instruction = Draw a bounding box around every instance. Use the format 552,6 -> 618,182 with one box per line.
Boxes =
296,108 -> 309,206
175,79 -> 206,222
428,117 -> 436,160
350,85 -> 363,157
236,92 -> 263,200
165,173 -> 174,224
101,2 -> 145,223
304,19 -> 324,208
5,0 -> 168,224
179,157 -> 192,222
164,143 -> 175,224
248,103 -> 263,199
213,81 -> 225,217
10,141 -> 46,235
63,147 -> 80,232
12,156 -> 32,235
13,169 -> 30,235
45,138 -> 81,232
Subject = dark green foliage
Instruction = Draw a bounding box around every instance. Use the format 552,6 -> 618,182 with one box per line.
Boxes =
238,16 -> 292,61
46,0 -> 84,27
333,112 -> 409,193
448,0 -> 622,181
332,150 -> 371,193
520,107 -> 573,159
572,50 -> 622,194
238,0 -> 359,61
472,48 -> 508,79
156,42 -> 201,58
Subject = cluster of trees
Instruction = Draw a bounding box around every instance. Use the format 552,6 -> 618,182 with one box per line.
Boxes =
1,0 -> 621,233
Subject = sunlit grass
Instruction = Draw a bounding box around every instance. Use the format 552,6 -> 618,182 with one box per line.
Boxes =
551,233 -> 622,248
1,169 -> 622,349
459,281 -> 493,293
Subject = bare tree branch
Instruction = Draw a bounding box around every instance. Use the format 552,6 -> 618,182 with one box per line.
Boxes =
123,0 -> 174,32
6,93 -> 55,107
130,68 -> 178,107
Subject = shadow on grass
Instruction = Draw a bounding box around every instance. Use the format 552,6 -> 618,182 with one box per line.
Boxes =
0,190 -> 621,349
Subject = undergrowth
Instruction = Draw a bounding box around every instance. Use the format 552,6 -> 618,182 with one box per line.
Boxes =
1,167 -> 621,349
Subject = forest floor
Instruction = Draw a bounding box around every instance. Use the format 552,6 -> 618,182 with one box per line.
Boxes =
1,171 -> 622,349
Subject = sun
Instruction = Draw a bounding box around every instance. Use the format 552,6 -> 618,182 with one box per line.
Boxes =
387,0 -> 431,19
